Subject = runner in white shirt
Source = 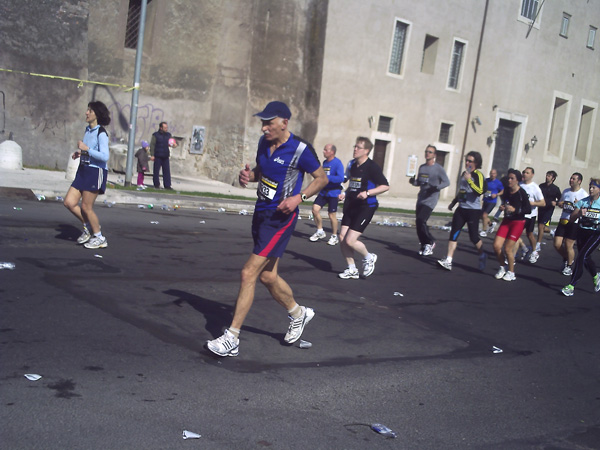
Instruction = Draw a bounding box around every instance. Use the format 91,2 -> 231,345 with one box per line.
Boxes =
518,167 -> 545,263
554,173 -> 587,276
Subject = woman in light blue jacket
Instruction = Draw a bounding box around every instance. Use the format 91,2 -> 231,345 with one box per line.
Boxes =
63,101 -> 111,249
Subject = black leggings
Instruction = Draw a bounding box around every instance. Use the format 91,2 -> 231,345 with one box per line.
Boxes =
450,207 -> 481,245
570,228 -> 600,286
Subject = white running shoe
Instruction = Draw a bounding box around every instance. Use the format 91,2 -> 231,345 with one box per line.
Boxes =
327,235 -> 339,246
562,264 -> 573,276
529,251 -> 540,264
479,230 -> 487,238
207,329 -> 239,357
561,284 -> 575,297
309,230 -> 326,242
487,222 -> 497,234
284,306 -> 315,343
594,274 -> 600,293
362,253 -> 378,277
502,271 -> 516,281
495,266 -> 506,280
437,258 -> 452,271
77,228 -> 91,244
535,242 -> 541,252
84,235 -> 107,249
338,268 -> 359,279
422,243 -> 435,256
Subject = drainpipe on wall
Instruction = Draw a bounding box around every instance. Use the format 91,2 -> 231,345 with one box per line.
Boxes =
457,0 -> 489,187
124,0 -> 148,187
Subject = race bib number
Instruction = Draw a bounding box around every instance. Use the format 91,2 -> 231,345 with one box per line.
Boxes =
563,201 -> 575,212
348,177 -> 362,191
584,208 -> 600,219
458,189 -> 467,201
258,176 -> 278,201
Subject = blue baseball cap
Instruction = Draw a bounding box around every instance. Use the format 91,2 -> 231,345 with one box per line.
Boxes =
254,101 -> 292,120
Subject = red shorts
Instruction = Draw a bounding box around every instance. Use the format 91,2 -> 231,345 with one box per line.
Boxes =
496,219 -> 526,242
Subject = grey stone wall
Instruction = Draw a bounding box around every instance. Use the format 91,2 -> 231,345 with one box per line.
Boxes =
0,0 -> 327,183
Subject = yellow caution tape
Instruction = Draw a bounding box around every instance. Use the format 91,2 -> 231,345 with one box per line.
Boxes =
0,68 -> 138,92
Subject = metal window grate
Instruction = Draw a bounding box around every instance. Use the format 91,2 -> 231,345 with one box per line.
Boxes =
388,21 -> 408,75
521,0 -> 539,20
378,116 -> 393,133
448,41 -> 465,89
439,123 -> 452,143
124,0 -> 153,49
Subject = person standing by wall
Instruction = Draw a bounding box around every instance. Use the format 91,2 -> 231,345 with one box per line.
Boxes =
63,101 -> 111,249
309,143 -> 345,246
409,145 -> 450,256
150,122 -> 177,190
135,140 -> 152,190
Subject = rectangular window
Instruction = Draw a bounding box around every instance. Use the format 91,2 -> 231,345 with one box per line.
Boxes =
520,0 -> 540,21
560,13 -> 571,38
447,40 -> 466,90
421,34 -> 439,74
547,96 -> 570,157
588,26 -> 597,49
575,105 -> 594,161
388,20 -> 409,75
378,116 -> 393,133
124,0 -> 153,49
438,123 -> 453,144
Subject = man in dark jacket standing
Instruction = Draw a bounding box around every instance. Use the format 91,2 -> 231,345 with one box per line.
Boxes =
150,121 -> 177,189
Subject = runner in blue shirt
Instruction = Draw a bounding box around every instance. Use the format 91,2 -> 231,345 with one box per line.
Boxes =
207,101 -> 328,357
561,177 -> 600,296
309,143 -> 345,245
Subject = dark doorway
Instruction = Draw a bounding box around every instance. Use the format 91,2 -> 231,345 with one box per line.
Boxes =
435,151 -> 448,169
373,140 -> 388,170
492,119 -> 519,178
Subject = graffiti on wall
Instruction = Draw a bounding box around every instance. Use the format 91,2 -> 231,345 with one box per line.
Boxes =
106,101 -> 183,144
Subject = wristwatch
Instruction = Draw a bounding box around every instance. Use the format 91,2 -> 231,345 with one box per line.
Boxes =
301,193 -> 308,202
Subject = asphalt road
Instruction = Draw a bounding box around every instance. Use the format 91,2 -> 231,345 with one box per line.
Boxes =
1,193 -> 600,449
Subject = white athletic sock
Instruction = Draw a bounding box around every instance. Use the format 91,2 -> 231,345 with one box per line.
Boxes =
288,304 -> 302,319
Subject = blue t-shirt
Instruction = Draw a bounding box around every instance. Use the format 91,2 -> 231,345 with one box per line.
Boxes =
483,178 -> 504,204
575,196 -> 600,230
320,157 -> 345,198
82,125 -> 109,170
255,133 -> 321,211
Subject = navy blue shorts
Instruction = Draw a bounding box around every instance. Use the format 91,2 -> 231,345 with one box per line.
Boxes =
314,194 -> 339,213
252,209 -> 299,258
71,164 -> 108,194
482,200 -> 496,214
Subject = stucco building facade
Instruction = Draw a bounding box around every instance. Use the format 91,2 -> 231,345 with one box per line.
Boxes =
1,0 -> 598,195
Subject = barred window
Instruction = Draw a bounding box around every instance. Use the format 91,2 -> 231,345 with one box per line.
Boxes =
448,40 -> 466,90
520,0 -> 540,21
378,116 -> 393,133
124,0 -> 153,49
388,20 -> 409,75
